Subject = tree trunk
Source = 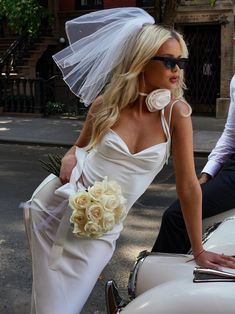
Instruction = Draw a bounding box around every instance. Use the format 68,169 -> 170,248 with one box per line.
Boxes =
154,0 -> 163,23
162,0 -> 181,28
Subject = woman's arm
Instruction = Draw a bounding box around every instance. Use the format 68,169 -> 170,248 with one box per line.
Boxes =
171,101 -> 203,256
59,97 -> 101,184
171,100 -> 235,269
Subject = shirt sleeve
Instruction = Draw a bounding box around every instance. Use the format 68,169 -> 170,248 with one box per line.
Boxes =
202,75 -> 235,177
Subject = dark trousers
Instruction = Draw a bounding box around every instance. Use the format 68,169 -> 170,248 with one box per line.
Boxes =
152,154 -> 235,254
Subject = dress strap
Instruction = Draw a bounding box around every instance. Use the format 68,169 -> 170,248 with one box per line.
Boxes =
168,99 -> 179,129
168,98 -> 192,129
160,109 -> 171,164
160,109 -> 170,140
160,98 -> 191,164
160,99 -> 183,140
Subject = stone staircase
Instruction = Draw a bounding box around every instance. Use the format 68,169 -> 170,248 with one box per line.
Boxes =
0,36 -> 17,58
0,35 -> 57,78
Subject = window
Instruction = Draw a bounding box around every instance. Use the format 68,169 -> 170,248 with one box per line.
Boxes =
137,0 -> 155,6
76,0 -> 103,9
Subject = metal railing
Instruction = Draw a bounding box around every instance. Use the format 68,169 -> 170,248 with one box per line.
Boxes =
0,75 -> 89,117
0,31 -> 31,76
0,77 -> 47,114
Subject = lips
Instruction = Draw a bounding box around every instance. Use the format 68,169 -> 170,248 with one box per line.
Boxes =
169,77 -> 179,84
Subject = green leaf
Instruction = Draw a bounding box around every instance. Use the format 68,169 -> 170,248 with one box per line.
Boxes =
39,154 -> 62,177
0,0 -> 52,36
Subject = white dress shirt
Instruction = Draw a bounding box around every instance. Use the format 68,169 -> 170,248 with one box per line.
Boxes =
202,75 -> 235,177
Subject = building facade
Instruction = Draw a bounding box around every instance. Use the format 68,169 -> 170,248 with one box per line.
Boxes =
176,0 -> 234,117
0,0 -> 234,117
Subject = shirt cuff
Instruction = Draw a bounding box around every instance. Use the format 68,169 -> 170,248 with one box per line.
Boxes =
201,159 -> 222,177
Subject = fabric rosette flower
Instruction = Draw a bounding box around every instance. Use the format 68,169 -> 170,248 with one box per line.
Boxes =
69,177 -> 127,238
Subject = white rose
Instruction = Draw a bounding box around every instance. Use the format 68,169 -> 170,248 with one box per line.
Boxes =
69,191 -> 91,210
84,221 -> 104,238
72,222 -> 86,236
102,212 -> 116,232
106,180 -> 122,195
121,196 -> 127,211
70,209 -> 86,225
113,196 -> 127,222
86,203 -> 104,222
88,181 -> 106,201
114,204 -> 127,223
101,194 -> 120,212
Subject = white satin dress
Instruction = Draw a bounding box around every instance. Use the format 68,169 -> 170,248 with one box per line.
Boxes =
25,107 -> 173,314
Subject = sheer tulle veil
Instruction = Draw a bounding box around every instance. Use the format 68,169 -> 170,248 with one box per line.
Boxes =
53,7 -> 155,106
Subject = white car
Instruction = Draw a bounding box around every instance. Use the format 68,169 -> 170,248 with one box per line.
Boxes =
106,209 -> 235,314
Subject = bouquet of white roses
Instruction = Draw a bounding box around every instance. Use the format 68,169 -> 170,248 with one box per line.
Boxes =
69,177 -> 127,238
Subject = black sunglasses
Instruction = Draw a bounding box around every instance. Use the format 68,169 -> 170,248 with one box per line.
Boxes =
151,56 -> 188,70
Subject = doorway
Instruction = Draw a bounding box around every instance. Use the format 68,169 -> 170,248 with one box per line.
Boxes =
183,24 -> 221,115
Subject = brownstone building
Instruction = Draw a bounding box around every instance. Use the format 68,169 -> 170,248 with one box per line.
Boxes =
0,0 -> 234,117
176,0 -> 234,117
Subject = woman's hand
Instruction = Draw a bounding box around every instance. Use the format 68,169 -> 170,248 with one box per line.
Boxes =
195,250 -> 235,270
59,153 -> 77,184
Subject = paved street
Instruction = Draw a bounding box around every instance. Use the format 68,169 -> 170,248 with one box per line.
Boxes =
0,143 -> 67,314
0,143 -> 207,314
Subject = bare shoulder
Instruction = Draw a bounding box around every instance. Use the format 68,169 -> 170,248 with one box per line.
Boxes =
165,98 -> 192,133
170,98 -> 192,119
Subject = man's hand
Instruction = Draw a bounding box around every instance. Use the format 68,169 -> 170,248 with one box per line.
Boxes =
198,172 -> 212,185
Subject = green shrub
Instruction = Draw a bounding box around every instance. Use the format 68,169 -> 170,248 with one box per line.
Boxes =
45,101 -> 66,116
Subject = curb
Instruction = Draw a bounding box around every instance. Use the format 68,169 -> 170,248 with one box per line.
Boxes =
0,139 -> 72,148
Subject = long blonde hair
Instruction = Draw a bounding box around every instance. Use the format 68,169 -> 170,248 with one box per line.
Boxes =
87,24 -> 188,150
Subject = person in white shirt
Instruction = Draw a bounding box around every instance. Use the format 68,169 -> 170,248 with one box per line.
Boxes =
152,75 -> 235,253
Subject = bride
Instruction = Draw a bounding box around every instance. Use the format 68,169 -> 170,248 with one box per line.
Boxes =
25,7 -> 235,314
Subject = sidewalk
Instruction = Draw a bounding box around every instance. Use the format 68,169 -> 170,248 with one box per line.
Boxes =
0,114 -> 226,154
192,116 -> 225,154
0,115 -> 84,147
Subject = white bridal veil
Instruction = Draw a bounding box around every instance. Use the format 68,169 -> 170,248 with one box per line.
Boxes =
53,7 -> 155,106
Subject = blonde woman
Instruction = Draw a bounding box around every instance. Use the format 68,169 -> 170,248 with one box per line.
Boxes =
26,8 -> 235,314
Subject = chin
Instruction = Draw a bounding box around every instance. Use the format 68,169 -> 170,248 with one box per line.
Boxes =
168,84 -> 178,91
